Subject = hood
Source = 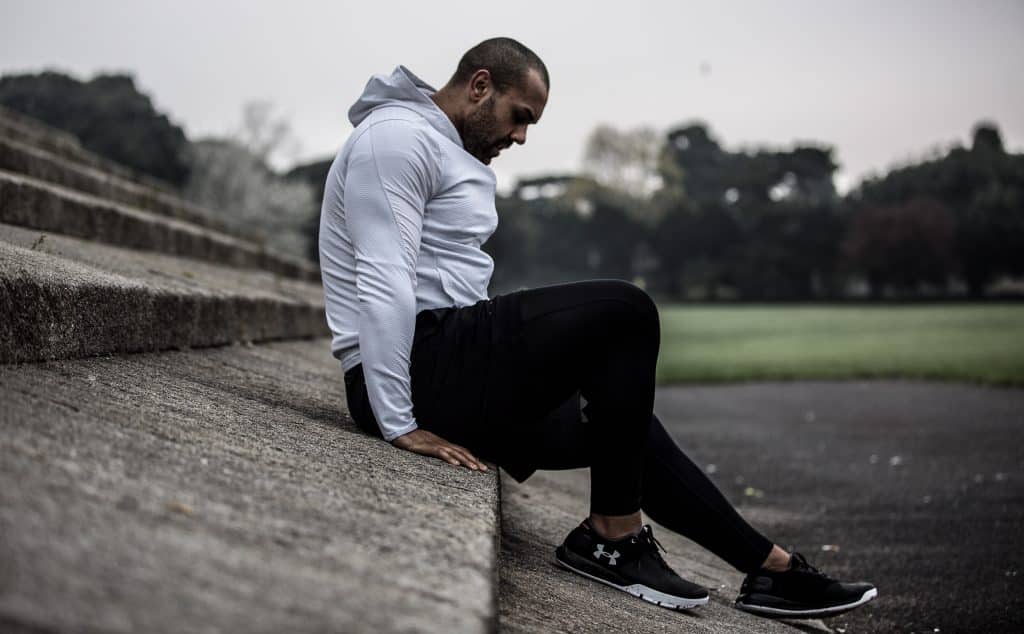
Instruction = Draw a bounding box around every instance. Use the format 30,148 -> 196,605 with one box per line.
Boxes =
347,65 -> 462,147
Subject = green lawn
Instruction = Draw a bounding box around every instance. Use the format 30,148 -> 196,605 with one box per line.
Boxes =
655,303 -> 1024,387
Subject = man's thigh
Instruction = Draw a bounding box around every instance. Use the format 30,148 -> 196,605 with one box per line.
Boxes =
482,279 -> 647,428
409,282 -> 630,466
409,289 -> 586,460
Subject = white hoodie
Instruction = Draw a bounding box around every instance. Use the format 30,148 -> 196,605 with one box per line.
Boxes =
318,65 -> 499,441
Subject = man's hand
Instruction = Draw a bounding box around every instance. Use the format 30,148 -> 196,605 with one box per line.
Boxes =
391,428 -> 489,472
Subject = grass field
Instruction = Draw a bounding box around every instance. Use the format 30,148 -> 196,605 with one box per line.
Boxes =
655,303 -> 1024,387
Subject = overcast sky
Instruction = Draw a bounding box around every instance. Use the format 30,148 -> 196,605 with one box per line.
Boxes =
2,0 -> 1022,193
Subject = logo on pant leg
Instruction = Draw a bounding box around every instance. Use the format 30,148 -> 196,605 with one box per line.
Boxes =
593,544 -> 621,566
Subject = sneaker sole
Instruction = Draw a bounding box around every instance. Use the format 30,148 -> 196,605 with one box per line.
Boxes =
554,547 -> 709,610
735,587 -> 878,619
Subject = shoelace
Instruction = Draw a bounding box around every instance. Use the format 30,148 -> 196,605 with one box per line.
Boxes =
789,552 -> 835,582
634,526 -> 675,573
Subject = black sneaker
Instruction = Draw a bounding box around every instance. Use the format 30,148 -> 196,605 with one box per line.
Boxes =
554,519 -> 709,610
734,551 -> 878,619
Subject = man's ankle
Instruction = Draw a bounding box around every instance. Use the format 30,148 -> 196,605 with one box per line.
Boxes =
760,545 -> 792,572
587,514 -> 642,541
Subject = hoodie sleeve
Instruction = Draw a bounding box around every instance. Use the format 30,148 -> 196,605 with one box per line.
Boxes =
344,119 -> 441,442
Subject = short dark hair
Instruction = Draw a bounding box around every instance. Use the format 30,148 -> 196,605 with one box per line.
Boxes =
450,37 -> 549,93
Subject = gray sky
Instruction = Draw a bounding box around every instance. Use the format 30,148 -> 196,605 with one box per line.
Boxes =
2,0 -> 1022,193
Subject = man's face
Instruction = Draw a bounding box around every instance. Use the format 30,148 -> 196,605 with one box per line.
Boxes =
462,67 -> 548,165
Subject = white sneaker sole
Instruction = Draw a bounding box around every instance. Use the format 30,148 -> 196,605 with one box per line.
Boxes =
554,552 -> 709,610
735,587 -> 878,619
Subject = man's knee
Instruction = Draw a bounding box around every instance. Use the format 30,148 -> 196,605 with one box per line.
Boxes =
600,279 -> 660,338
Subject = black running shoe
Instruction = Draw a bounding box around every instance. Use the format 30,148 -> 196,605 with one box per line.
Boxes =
734,551 -> 877,619
554,519 -> 709,610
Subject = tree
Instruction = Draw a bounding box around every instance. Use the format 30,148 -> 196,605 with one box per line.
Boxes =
582,124 -> 663,200
661,121 -> 839,208
0,71 -> 191,186
235,100 -> 303,170
651,202 -> 742,299
653,122 -> 843,299
841,198 -> 959,297
184,101 -> 318,260
853,122 -> 1024,296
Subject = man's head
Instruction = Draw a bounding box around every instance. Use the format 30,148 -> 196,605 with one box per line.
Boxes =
435,37 -> 549,165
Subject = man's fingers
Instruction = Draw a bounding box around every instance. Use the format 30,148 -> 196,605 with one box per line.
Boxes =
454,448 -> 478,470
454,447 -> 486,471
446,447 -> 476,469
458,450 -> 488,471
413,444 -> 485,473
440,447 -> 469,468
444,444 -> 479,469
439,445 -> 485,471
437,447 -> 460,465
458,448 -> 487,471
458,450 -> 482,470
395,432 -> 486,470
456,447 -> 486,471
447,442 -> 488,471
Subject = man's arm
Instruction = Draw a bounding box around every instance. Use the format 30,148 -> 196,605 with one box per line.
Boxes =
344,118 -> 438,442
341,117 -> 489,472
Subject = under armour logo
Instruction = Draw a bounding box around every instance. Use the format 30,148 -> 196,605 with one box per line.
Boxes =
593,544 -> 621,566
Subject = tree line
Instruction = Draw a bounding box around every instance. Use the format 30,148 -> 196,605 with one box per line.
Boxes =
489,121 -> 1023,301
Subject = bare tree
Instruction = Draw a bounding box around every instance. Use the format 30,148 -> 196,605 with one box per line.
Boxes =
184,101 -> 316,259
582,124 -> 664,199
236,100 -> 303,169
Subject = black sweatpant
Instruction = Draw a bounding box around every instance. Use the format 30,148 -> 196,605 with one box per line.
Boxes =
344,279 -> 774,573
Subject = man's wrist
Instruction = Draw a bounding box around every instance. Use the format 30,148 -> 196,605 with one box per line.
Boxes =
388,425 -> 420,444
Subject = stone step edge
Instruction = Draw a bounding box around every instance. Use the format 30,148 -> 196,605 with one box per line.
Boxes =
0,168 -> 320,282
0,105 -> 181,196
0,134 -> 267,244
0,238 -> 328,364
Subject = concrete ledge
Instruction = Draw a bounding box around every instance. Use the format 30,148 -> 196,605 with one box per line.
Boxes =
0,222 -> 327,363
0,169 -> 320,281
0,339 -> 501,633
0,135 -> 268,244
0,105 -> 180,196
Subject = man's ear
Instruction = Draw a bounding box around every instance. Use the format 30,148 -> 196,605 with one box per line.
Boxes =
468,69 -> 492,103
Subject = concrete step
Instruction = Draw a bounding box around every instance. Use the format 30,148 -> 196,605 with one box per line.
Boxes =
0,169 -> 319,281
0,222 -> 327,363
0,104 -> 180,196
0,338 -> 501,632
0,134 -> 267,244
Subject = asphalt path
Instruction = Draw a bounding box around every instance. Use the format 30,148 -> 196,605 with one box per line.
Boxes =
653,380 -> 1024,633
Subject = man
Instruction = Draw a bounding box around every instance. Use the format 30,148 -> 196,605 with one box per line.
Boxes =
319,37 -> 876,620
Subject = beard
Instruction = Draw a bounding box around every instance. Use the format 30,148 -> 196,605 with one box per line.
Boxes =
462,96 -> 502,164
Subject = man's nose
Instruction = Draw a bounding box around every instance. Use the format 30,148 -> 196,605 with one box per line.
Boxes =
511,124 -> 528,145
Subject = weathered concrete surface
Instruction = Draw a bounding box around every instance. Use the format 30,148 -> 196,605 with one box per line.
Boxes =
0,339 -> 501,633
499,469 -> 817,633
653,380 -> 1024,633
0,223 -> 327,363
0,135 -> 265,244
0,169 -> 319,281
0,105 -> 179,196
